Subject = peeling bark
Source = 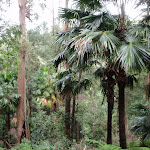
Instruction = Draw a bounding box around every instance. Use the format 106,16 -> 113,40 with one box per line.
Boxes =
17,0 -> 27,143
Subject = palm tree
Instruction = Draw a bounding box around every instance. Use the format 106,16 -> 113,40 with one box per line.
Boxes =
57,0 -> 150,148
70,2 -> 150,149
133,1 -> 150,99
59,0 -> 119,144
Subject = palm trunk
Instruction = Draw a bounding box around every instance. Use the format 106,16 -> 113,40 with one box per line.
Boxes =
146,73 -> 150,100
70,95 -> 75,139
65,90 -> 71,138
107,102 -> 114,144
106,76 -> 115,144
64,0 -> 70,138
118,68 -> 127,149
17,0 -> 27,143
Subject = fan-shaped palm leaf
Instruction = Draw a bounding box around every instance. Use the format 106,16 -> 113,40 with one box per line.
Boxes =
82,12 -> 118,31
74,0 -> 103,12
118,36 -> 150,72
72,30 -> 120,59
60,8 -> 89,21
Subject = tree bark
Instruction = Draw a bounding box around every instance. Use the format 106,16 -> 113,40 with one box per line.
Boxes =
17,0 -> 27,143
65,90 -> 71,138
146,73 -> 150,100
52,0 -> 55,35
70,95 -> 75,139
6,113 -> 11,141
65,0 -> 69,31
64,0 -> 71,139
106,76 -> 115,144
117,68 -> 127,149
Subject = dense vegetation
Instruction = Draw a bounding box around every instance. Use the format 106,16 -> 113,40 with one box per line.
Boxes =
0,0 -> 150,149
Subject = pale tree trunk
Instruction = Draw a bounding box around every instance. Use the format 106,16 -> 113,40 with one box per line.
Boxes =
52,0 -> 55,35
65,0 -> 69,31
17,0 -> 27,143
58,0 -> 61,32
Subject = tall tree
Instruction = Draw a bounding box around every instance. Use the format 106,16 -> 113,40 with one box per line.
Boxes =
64,0 -> 71,138
17,0 -> 27,143
52,0 -> 55,35
116,2 -> 127,149
65,0 -> 69,31
138,0 -> 150,100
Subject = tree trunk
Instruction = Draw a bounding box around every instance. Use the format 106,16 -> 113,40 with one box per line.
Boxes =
52,0 -> 55,35
117,68 -> 127,149
6,113 -> 11,141
70,95 -> 75,139
107,102 -> 114,144
17,0 -> 27,143
106,76 -> 115,144
64,0 -> 71,138
65,90 -> 71,138
146,73 -> 150,100
65,0 -> 69,31
58,0 -> 61,32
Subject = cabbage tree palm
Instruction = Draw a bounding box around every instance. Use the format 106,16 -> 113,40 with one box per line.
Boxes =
59,0 -> 119,144
58,0 -> 150,148
130,9 -> 150,100
71,5 -> 150,150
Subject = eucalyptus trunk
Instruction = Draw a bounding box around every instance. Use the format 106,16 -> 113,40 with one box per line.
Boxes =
65,0 -> 69,31
52,0 -> 55,35
17,0 -> 27,143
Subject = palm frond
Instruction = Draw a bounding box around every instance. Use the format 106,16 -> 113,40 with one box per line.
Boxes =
126,74 -> 138,89
82,13 -> 118,31
60,8 -> 89,21
57,27 -> 80,45
52,50 -> 66,67
55,73 -> 72,85
74,0 -> 103,12
118,36 -> 150,72
94,68 -> 105,78
136,0 -> 150,7
72,30 -> 119,59
72,78 -> 92,95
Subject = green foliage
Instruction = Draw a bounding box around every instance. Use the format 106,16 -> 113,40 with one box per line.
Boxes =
30,110 -> 57,144
131,104 -> 150,146
11,139 -> 53,150
11,139 -> 33,150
